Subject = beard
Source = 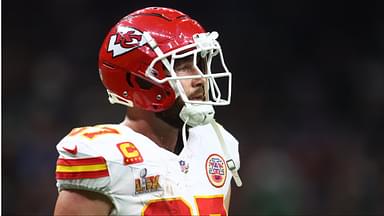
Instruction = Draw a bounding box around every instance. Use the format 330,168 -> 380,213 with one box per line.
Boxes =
155,97 -> 185,129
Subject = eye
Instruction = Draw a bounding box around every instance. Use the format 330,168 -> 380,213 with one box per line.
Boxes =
175,62 -> 189,71
174,56 -> 193,71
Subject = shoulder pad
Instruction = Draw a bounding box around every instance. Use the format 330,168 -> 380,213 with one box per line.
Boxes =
55,125 -> 123,180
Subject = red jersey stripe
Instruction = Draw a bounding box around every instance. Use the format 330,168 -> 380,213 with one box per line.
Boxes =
57,156 -> 106,166
56,169 -> 109,179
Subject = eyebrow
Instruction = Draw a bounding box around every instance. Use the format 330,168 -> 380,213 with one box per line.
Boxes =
174,56 -> 193,67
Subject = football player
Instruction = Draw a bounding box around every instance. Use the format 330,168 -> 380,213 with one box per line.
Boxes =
54,7 -> 241,215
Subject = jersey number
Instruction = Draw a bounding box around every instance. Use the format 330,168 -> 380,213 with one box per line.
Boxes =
68,126 -> 120,139
143,196 -> 227,216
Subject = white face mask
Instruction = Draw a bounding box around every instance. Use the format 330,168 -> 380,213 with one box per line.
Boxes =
144,31 -> 232,107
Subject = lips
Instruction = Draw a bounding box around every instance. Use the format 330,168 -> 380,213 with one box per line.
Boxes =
189,88 -> 206,101
190,95 -> 204,101
190,93 -> 205,101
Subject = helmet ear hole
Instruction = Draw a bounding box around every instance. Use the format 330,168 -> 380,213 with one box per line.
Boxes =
126,72 -> 154,90
135,76 -> 153,90
125,73 -> 134,87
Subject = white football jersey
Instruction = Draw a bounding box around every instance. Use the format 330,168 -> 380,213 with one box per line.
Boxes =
55,123 -> 240,215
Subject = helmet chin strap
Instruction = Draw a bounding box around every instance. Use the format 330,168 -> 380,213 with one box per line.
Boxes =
179,104 -> 215,127
179,104 -> 243,187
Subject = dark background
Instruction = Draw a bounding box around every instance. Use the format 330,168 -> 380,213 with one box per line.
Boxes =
3,0 -> 384,215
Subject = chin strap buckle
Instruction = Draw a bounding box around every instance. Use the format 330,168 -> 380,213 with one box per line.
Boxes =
226,159 -> 243,187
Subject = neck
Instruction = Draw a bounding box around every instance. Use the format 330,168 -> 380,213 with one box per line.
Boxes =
120,108 -> 179,152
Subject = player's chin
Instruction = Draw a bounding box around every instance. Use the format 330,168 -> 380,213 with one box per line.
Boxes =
190,98 -> 205,102
189,98 -> 207,104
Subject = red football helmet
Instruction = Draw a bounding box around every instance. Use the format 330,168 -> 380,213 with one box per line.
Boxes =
98,7 -> 232,112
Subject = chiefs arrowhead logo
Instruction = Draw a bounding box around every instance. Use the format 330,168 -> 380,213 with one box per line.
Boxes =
63,145 -> 78,155
108,26 -> 148,57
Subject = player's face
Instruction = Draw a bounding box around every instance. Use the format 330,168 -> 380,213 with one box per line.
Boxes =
174,56 -> 207,102
156,56 -> 207,129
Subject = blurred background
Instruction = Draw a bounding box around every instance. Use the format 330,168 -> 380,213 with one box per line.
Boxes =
3,0 -> 384,215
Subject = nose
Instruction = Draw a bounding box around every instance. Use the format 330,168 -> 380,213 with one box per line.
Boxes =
185,66 -> 204,87
191,74 -> 206,88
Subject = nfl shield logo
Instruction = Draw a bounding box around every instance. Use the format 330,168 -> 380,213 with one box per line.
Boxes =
179,160 -> 189,173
